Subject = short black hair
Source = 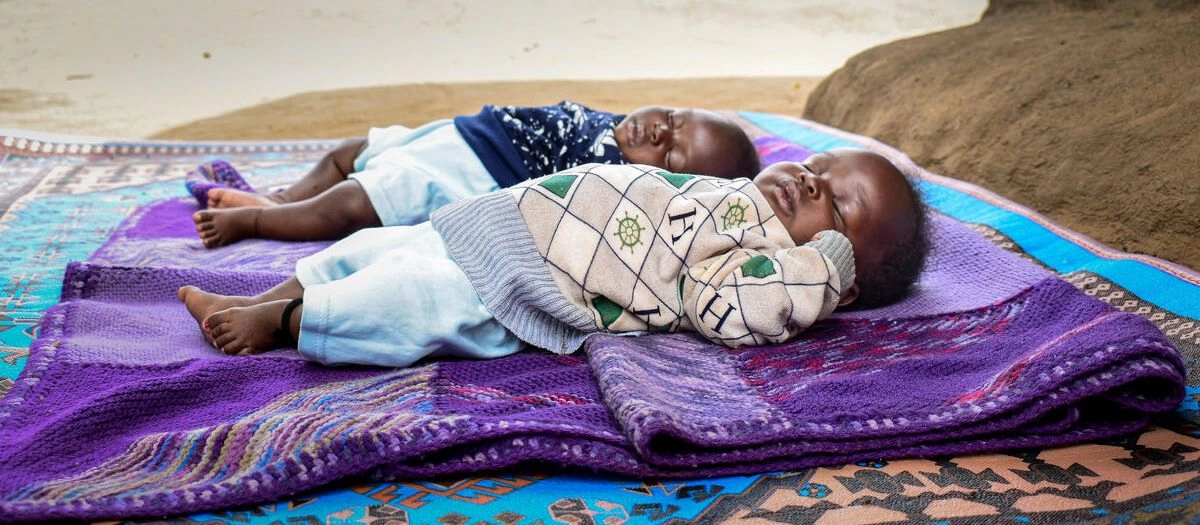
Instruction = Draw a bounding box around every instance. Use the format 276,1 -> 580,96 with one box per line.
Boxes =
845,172 -> 931,310
728,124 -> 762,180
710,120 -> 761,180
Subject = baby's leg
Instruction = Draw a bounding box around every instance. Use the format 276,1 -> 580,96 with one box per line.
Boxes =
207,137 -> 366,209
178,278 -> 304,352
207,187 -> 279,209
297,224 -> 518,367
193,179 -> 381,247
204,299 -> 299,355
178,277 -> 303,322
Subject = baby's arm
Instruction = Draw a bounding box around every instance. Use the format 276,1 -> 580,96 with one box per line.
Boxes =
681,231 -> 855,348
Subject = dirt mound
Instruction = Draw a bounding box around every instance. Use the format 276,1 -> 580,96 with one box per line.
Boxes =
804,0 -> 1199,269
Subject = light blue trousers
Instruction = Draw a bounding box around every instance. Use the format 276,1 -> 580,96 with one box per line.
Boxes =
350,120 -> 498,227
294,223 -> 520,367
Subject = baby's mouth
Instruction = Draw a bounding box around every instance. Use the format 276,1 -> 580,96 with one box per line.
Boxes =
778,180 -> 796,215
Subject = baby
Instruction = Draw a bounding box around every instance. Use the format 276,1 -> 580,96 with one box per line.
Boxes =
178,148 -> 929,366
188,101 -> 761,247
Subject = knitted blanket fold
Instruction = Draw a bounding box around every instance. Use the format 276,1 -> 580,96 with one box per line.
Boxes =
589,278 -> 1182,471
0,201 -> 1186,521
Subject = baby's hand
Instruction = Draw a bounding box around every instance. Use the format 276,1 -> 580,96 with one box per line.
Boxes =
803,230 -> 856,290
806,230 -> 850,248
809,230 -> 840,244
808,230 -> 848,244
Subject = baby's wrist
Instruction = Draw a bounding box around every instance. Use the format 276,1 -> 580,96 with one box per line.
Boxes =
805,230 -> 856,289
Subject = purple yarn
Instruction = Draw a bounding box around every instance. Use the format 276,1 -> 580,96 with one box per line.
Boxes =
184,160 -> 257,209
0,261 -> 1182,521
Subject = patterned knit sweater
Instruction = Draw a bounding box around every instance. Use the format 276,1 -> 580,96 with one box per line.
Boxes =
431,163 -> 856,352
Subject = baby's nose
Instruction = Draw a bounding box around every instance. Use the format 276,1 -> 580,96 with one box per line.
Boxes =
801,174 -> 820,197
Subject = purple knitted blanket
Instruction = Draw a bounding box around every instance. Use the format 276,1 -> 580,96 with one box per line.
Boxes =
0,196 -> 1185,521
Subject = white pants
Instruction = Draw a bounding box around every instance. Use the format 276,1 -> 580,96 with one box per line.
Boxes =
294,223 -> 520,367
350,120 -> 498,227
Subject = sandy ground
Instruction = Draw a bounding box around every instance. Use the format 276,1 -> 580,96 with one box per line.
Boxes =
0,0 -> 985,138
148,76 -> 824,140
805,1 -> 1200,270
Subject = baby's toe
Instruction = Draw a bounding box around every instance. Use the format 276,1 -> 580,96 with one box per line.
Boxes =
199,231 -> 222,248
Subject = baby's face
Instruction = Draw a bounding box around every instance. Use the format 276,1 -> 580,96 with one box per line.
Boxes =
754,149 -> 916,276
615,106 -> 745,177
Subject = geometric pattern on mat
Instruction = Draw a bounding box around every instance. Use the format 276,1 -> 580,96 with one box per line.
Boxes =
1,115 -> 1198,524
159,427 -> 1200,524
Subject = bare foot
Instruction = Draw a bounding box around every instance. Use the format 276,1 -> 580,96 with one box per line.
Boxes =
207,187 -> 281,209
177,285 -> 256,343
192,208 -> 260,248
204,300 -> 291,355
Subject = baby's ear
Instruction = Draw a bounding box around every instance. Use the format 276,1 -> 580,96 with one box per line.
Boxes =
838,282 -> 860,307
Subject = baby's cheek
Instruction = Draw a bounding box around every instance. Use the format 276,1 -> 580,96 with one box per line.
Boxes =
620,147 -> 656,166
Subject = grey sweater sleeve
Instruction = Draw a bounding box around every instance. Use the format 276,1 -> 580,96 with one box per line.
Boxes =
804,230 -> 856,294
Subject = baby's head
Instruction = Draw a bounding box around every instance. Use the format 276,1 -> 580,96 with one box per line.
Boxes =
754,149 -> 929,309
615,106 -> 760,180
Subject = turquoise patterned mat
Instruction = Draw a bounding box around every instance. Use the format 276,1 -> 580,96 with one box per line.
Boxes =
1,114 -> 1198,523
